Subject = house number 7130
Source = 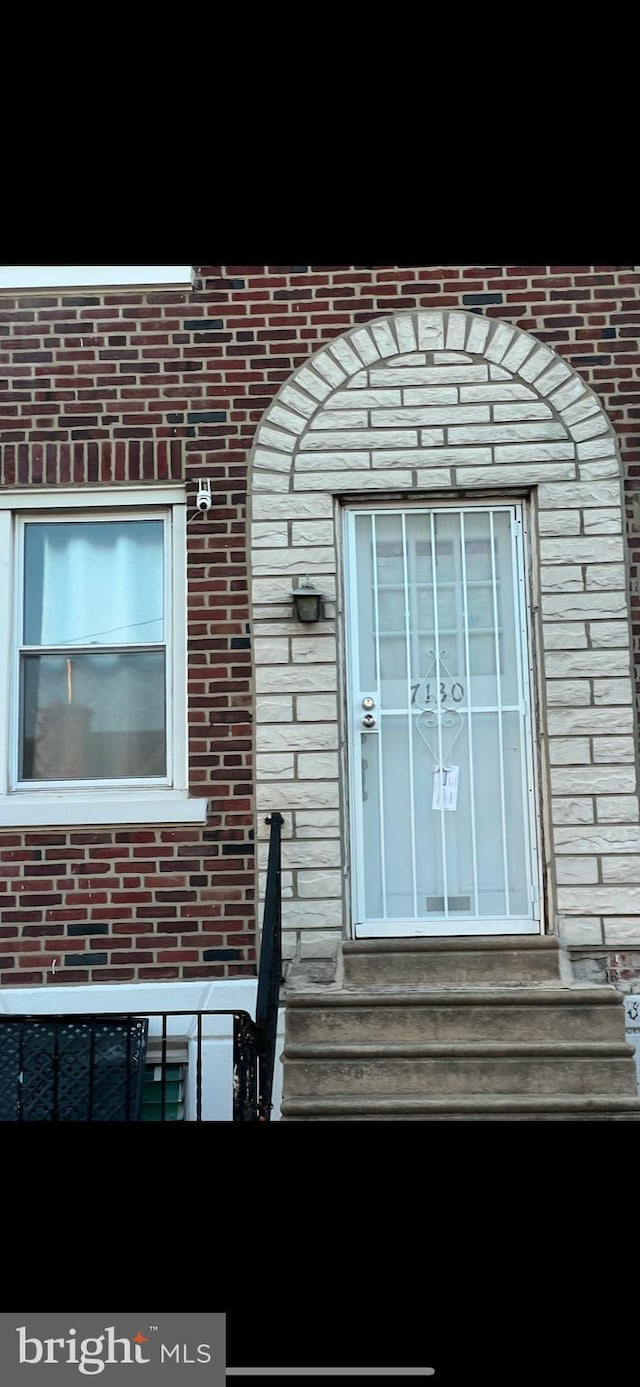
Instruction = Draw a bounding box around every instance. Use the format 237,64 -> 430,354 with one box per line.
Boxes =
411,680 -> 465,706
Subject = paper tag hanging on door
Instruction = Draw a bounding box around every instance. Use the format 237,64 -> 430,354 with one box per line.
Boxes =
432,766 -> 459,811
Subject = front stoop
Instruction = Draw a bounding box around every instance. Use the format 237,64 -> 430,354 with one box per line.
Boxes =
280,936 -> 640,1120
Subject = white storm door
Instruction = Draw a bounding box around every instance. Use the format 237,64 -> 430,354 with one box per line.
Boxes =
345,504 -> 541,938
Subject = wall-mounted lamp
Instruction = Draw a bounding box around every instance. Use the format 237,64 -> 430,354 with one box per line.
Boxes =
291,577 -> 324,623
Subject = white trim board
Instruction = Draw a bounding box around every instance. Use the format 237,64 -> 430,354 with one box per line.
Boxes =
0,266 -> 194,290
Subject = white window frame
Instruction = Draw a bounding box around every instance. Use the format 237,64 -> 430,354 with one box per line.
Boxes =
0,486 -> 206,826
0,267 -> 194,291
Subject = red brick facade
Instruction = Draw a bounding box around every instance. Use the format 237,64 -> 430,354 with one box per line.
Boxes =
1,264 -> 639,985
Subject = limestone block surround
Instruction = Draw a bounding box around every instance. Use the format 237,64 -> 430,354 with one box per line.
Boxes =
247,310 -> 640,971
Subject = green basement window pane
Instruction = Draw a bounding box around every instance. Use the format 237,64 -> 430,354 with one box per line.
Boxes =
141,1040 -> 189,1121
142,1063 -> 186,1121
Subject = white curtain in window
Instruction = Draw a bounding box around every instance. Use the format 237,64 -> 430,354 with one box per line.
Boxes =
25,521 -> 164,648
22,521 -> 166,781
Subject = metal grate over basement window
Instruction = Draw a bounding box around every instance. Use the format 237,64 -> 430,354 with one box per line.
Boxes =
0,1015 -> 148,1121
141,1037 -> 188,1122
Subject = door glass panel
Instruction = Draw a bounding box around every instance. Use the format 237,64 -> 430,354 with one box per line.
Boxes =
502,709 -> 530,917
380,715 -> 414,918
361,730 -> 383,919
375,512 -> 408,709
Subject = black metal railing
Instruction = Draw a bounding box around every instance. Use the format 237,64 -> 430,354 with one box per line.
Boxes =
0,1009 -> 258,1122
0,811 -> 285,1123
254,810 -> 284,1120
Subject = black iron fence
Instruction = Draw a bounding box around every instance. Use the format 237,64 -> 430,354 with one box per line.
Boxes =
0,812 -> 284,1123
0,1009 -> 258,1122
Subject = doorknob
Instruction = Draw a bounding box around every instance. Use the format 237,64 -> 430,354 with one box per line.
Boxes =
361,696 -> 377,729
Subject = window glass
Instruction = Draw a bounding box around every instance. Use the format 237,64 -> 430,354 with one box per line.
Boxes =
19,651 -> 166,780
18,518 -> 167,784
23,521 -> 164,646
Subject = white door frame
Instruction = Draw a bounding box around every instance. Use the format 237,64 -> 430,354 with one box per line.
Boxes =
343,498 -> 543,939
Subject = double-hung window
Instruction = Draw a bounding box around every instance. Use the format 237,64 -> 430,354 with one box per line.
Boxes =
0,487 -> 206,826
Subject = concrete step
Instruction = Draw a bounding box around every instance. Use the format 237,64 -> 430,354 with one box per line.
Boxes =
281,935 -> 639,1120
343,935 -> 563,988
285,986 -> 627,1046
281,1093 -> 640,1121
283,1041 -> 638,1098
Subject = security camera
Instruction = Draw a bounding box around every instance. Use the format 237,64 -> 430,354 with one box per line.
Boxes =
196,479 -> 213,513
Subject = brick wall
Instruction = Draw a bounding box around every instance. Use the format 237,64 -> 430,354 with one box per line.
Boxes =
0,265 -> 638,985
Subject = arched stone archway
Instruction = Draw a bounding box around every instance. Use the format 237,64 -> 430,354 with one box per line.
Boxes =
248,310 -> 640,976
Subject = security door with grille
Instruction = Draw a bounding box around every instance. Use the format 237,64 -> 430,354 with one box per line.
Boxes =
344,504 -> 541,937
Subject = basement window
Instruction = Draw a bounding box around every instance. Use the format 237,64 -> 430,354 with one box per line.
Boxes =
142,1037 -> 188,1122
